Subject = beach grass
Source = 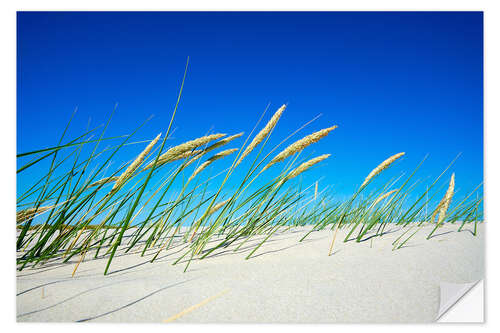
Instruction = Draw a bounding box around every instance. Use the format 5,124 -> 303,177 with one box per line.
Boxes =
16,64 -> 483,275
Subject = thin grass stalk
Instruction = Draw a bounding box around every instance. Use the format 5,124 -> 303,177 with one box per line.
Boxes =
102,57 -> 190,275
17,108 -> 78,250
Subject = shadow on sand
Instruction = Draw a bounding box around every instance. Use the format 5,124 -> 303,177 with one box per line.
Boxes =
76,278 -> 194,322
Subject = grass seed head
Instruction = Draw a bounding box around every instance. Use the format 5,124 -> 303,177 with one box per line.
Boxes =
16,206 -> 53,224
361,152 -> 405,187
157,133 -> 226,165
163,133 -> 226,159
88,176 -> 118,188
112,133 -> 161,191
430,173 -> 456,224
144,133 -> 225,170
279,154 -> 331,186
209,199 -> 231,215
263,125 -> 337,171
169,149 -> 203,162
437,173 -> 455,225
189,148 -> 237,181
236,104 -> 286,166
204,132 -> 244,154
144,149 -> 203,170
373,189 -> 398,206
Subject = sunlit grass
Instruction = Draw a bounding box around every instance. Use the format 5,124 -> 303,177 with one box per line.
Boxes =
16,62 -> 483,275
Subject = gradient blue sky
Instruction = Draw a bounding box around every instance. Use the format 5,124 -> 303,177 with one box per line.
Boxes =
17,11 -> 483,199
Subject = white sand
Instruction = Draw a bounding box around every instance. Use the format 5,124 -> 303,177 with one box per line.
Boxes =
16,223 -> 484,323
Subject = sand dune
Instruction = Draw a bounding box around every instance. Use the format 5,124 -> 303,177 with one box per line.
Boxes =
16,223 -> 484,323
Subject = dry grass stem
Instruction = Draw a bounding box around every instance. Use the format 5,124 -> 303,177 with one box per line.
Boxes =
163,289 -> 230,323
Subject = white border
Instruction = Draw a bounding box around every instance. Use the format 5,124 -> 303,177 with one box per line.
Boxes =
2,1 -> 498,332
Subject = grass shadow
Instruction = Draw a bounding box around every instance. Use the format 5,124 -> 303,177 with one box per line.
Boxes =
17,277 -> 141,318
76,278 -> 195,322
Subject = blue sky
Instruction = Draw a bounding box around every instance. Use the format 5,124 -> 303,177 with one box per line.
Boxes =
17,11 -> 483,200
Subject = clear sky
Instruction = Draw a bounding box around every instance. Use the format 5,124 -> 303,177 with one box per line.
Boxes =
17,11 -> 483,200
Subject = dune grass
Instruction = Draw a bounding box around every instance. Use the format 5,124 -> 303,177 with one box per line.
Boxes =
16,68 -> 483,275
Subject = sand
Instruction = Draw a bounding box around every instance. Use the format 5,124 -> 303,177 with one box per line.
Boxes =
16,223 -> 484,323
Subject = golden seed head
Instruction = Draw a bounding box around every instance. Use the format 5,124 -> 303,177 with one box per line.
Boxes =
169,149 -> 203,162
208,148 -> 238,162
208,199 -> 230,215
16,206 -> 52,223
430,173 -> 456,224
190,161 -> 211,180
112,133 -> 161,191
373,189 -> 398,206
264,125 -> 337,171
154,133 -> 225,167
189,148 -> 238,181
144,149 -> 203,170
204,132 -> 244,154
236,104 -> 286,166
314,181 -> 318,201
88,176 -> 118,188
278,154 -> 331,186
182,151 -> 206,168
430,205 -> 439,224
361,152 -> 405,187
437,173 -> 455,225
